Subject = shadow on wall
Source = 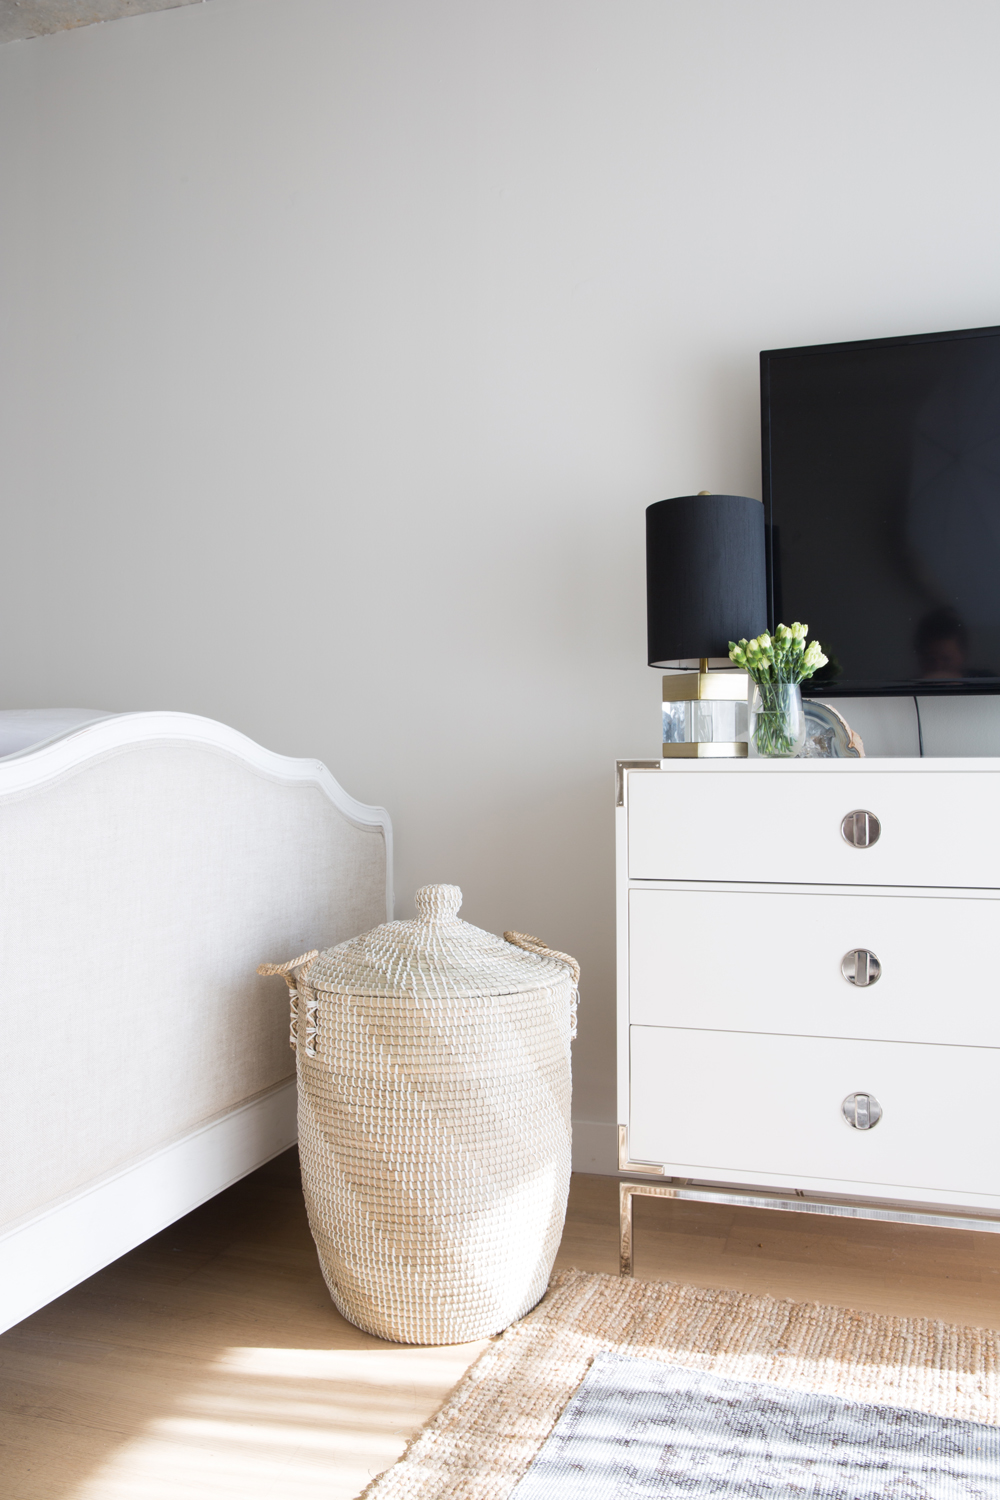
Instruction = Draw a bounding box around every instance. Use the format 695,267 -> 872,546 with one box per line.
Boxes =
397,754 -> 624,1125
913,696 -> 1000,755
806,696 -> 1000,757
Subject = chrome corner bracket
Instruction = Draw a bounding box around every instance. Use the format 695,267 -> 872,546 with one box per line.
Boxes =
618,1124 -> 665,1175
615,761 -> 660,809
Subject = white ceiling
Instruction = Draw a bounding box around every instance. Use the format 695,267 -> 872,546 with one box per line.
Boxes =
0,0 -> 206,44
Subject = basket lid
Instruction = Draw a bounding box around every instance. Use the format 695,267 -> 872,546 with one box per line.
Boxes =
300,884 -> 575,1000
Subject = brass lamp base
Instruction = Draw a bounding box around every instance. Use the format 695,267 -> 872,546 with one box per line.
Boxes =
662,664 -> 748,702
661,741 -> 748,759
661,661 -> 750,759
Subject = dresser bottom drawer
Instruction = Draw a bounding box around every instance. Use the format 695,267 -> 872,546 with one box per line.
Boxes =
630,1027 -> 1000,1201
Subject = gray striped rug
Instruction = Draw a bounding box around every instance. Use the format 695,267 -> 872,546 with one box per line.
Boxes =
511,1351 -> 1000,1498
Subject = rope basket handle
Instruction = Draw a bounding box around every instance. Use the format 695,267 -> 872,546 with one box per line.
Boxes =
503,931 -> 580,985
258,950 -> 320,1054
504,931 -> 580,1040
257,950 -> 320,983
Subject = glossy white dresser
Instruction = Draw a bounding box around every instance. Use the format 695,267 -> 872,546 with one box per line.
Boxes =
615,758 -> 1000,1270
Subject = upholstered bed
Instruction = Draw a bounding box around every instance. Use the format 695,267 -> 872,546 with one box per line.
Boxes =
0,710 -> 391,1334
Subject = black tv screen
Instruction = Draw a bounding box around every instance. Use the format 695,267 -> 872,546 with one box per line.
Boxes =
761,324 -> 1000,696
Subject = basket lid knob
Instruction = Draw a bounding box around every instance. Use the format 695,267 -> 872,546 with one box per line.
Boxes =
415,884 -> 463,920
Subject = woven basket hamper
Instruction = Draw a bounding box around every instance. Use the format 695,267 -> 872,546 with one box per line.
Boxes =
259,884 -> 578,1345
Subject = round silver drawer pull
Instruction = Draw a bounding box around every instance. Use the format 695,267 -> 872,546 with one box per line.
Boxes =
841,810 -> 881,847
841,949 -> 881,987
843,1092 -> 882,1130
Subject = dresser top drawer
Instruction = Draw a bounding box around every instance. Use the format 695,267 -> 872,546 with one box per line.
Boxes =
626,762 -> 1000,888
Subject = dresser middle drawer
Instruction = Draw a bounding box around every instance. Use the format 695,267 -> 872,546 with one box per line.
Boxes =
629,886 -> 1000,1048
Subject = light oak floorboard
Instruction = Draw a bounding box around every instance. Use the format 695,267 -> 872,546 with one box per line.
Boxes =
2,1155 -> 999,1499
556,1173 -> 1000,1329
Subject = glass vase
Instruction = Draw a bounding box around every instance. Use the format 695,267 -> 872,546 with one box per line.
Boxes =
749,682 -> 806,758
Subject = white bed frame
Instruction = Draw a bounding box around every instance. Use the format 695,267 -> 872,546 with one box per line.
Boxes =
0,712 -> 391,1334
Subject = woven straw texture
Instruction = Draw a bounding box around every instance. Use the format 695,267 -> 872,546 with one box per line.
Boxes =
261,885 -> 577,1345
361,1268 -> 1000,1498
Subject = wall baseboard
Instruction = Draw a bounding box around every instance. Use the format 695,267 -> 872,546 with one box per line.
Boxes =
2,1104 -> 654,1336
0,1079 -> 297,1336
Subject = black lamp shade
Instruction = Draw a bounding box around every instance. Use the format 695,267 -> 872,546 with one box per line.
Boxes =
646,494 -> 767,667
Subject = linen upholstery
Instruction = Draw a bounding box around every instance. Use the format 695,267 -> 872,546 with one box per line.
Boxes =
0,739 -> 386,1229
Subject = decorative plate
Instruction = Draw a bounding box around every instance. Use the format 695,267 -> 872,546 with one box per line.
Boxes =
802,701 -> 864,758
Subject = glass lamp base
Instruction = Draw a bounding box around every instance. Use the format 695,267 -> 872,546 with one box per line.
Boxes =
662,691 -> 749,759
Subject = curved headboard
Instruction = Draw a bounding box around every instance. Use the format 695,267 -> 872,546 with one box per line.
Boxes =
0,712 -> 392,1238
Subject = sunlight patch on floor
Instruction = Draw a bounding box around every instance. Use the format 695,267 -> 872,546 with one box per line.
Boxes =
217,1344 -> 484,1383
70,1341 -> 488,1500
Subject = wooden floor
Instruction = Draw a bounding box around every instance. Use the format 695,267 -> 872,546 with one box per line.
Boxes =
3,1151 -> 1000,1499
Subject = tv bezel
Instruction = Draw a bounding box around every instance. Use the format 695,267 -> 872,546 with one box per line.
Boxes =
760,322 -> 1000,697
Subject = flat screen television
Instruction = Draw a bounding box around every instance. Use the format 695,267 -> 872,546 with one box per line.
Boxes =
761,323 -> 1000,696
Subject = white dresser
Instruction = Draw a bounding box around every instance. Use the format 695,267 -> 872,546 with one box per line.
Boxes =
615,757 -> 1000,1266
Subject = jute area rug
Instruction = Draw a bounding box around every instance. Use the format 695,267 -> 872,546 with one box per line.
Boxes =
361,1268 -> 1000,1500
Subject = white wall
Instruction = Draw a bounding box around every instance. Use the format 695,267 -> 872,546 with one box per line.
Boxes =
4,0 -> 1000,1167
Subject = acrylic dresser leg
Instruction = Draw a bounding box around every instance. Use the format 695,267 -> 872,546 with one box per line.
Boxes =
619,1180 -> 680,1277
619,1181 -> 636,1277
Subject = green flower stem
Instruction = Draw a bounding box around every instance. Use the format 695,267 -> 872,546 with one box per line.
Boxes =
752,681 -> 798,757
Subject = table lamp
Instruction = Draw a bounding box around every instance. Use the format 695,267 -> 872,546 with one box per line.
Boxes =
647,492 -> 767,758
